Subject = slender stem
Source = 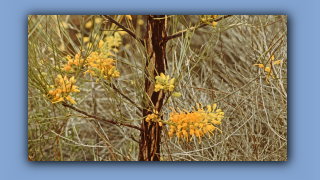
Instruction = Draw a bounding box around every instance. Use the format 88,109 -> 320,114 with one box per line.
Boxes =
103,81 -> 143,112
165,15 -> 233,42
100,15 -> 145,45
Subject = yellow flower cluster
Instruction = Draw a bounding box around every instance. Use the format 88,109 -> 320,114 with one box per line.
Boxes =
84,39 -> 120,81
201,15 -> 218,28
103,32 -> 122,54
253,55 -> 282,84
145,110 -> 163,126
62,51 -> 84,72
154,73 -> 175,92
46,75 -> 80,104
168,103 -> 224,144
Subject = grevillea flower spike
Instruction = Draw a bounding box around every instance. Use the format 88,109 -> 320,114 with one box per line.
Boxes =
168,103 -> 224,144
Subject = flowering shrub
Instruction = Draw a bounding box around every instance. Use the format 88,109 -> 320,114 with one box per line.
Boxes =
28,15 -> 288,161
167,103 -> 224,144
46,75 -> 80,104
47,36 -> 121,105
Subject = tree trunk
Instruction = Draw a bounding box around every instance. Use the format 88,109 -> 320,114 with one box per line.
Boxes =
138,15 -> 167,161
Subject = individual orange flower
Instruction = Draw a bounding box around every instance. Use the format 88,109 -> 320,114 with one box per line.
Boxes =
253,64 -> 264,68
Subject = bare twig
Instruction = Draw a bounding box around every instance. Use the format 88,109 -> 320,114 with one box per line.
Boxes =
130,135 -> 139,143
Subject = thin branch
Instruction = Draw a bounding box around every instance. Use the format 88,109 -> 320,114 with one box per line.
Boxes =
103,81 -> 143,112
165,15 -> 233,42
62,102 -> 143,131
130,135 -> 139,143
100,15 -> 145,45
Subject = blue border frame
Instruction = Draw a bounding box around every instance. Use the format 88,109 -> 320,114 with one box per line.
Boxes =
1,0 -> 319,179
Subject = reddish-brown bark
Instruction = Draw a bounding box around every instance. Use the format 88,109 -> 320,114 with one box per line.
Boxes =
138,15 -> 167,161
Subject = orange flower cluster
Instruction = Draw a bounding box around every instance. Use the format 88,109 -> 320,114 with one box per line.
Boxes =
46,75 -> 80,104
253,55 -> 282,84
62,51 -> 84,72
145,111 -> 163,126
84,40 -> 120,81
168,103 -> 224,144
